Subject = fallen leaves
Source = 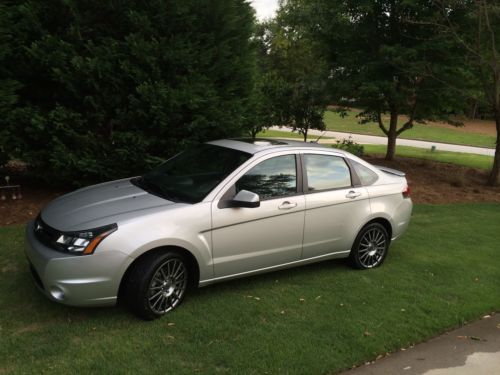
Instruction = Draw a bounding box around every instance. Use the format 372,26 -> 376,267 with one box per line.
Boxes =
456,335 -> 483,341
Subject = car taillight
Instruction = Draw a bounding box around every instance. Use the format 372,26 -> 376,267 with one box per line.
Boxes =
402,185 -> 411,198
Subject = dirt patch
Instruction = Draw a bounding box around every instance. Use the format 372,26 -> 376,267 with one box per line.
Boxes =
365,156 -> 500,204
1,158 -> 499,226
421,118 -> 497,137
13,323 -> 44,335
0,184 -> 64,226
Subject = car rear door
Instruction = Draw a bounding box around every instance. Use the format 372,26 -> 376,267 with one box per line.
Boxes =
211,152 -> 305,278
301,152 -> 371,259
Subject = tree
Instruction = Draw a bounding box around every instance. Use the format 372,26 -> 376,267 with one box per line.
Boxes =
0,0 -> 255,184
0,3 -> 20,167
280,0 -> 469,159
257,16 -> 330,141
432,0 -> 500,185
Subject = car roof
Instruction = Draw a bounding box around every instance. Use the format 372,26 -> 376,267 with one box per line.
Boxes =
208,138 -> 346,156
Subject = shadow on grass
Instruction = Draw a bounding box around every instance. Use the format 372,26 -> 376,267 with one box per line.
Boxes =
11,256 -> 353,324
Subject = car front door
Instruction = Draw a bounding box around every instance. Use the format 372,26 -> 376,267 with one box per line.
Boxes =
301,152 -> 371,259
211,153 -> 305,278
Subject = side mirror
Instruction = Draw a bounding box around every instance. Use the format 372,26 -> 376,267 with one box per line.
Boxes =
230,190 -> 260,208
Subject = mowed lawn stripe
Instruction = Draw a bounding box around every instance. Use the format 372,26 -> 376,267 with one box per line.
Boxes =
324,110 -> 497,149
1,204 -> 499,373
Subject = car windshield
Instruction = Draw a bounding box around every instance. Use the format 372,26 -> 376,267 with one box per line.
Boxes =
134,144 -> 252,203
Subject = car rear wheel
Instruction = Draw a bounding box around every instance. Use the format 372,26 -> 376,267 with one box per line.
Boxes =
124,251 -> 189,320
349,223 -> 389,269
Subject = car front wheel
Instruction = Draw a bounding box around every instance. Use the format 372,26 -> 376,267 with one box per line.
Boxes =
125,251 -> 189,320
349,222 -> 389,269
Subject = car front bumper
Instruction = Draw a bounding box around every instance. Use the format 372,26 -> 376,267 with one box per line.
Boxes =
24,220 -> 133,307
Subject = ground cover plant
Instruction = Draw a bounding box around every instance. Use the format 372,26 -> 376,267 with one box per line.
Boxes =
1,204 -> 499,374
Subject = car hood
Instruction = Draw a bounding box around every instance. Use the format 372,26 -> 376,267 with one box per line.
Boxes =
41,178 -> 175,231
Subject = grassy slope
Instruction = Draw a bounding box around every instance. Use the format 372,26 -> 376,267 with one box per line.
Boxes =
324,110 -> 496,149
364,145 -> 494,170
1,204 -> 500,373
256,129 -> 333,140
256,129 -> 494,170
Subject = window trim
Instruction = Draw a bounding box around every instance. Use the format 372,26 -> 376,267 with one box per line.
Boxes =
344,158 -> 378,186
300,153 -> 359,194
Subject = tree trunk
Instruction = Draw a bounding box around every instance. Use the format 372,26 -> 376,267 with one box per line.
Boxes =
385,109 -> 399,161
470,99 -> 478,120
487,111 -> 500,186
303,127 -> 308,142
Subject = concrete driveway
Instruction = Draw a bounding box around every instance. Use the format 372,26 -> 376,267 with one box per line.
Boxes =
341,314 -> 500,375
269,127 -> 496,157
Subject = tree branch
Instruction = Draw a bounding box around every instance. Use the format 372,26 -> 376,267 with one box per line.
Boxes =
431,0 -> 485,61
396,96 -> 417,136
481,0 -> 498,65
377,111 -> 389,136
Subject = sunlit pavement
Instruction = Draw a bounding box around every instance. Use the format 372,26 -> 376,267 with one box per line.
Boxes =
269,127 -> 496,156
341,313 -> 500,375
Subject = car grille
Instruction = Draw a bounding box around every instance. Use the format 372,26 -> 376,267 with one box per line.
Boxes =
34,216 -> 60,250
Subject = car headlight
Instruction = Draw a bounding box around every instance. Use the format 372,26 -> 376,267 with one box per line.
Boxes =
34,216 -> 118,256
53,224 -> 118,255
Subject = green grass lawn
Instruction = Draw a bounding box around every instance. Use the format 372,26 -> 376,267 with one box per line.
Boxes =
1,204 -> 500,373
324,110 -> 497,149
256,128 -> 333,140
364,145 -> 494,170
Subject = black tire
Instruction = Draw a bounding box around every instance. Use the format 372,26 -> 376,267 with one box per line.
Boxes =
349,222 -> 390,269
123,250 -> 189,320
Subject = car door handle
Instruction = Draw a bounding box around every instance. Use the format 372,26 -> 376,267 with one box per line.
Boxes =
278,201 -> 297,210
345,191 -> 361,199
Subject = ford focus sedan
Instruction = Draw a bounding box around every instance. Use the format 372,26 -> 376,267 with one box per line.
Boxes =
25,138 -> 412,319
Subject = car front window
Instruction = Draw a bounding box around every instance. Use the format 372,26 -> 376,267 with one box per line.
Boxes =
235,155 -> 297,200
138,144 -> 252,203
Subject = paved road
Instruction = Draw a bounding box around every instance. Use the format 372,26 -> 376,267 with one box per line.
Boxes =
269,126 -> 496,157
341,314 -> 500,375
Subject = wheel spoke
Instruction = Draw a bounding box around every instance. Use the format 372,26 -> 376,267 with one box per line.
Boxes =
172,262 -> 183,278
149,290 -> 162,301
160,267 -> 168,281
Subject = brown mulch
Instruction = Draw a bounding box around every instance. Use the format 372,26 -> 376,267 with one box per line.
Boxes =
1,157 -> 499,226
428,118 -> 497,137
0,184 -> 65,226
364,156 -> 500,204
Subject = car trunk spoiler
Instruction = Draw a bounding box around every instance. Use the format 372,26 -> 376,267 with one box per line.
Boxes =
374,165 -> 406,177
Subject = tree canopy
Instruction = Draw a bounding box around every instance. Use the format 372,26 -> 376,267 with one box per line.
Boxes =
278,0 -> 472,159
251,16 -> 330,141
0,0 -> 256,184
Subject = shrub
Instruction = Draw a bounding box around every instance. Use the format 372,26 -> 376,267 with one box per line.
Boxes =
333,137 -> 364,156
0,0 -> 256,186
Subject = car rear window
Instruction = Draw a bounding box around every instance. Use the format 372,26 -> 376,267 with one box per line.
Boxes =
304,154 -> 351,191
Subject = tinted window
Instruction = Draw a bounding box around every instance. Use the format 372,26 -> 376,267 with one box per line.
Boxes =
305,154 -> 351,191
140,144 -> 251,203
236,155 -> 297,200
350,160 -> 378,186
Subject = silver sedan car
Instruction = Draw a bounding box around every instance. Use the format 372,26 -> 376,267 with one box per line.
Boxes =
25,139 -> 412,319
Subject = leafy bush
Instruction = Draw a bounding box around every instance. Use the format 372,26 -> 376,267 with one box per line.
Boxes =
333,137 -> 364,156
0,0 -> 255,186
